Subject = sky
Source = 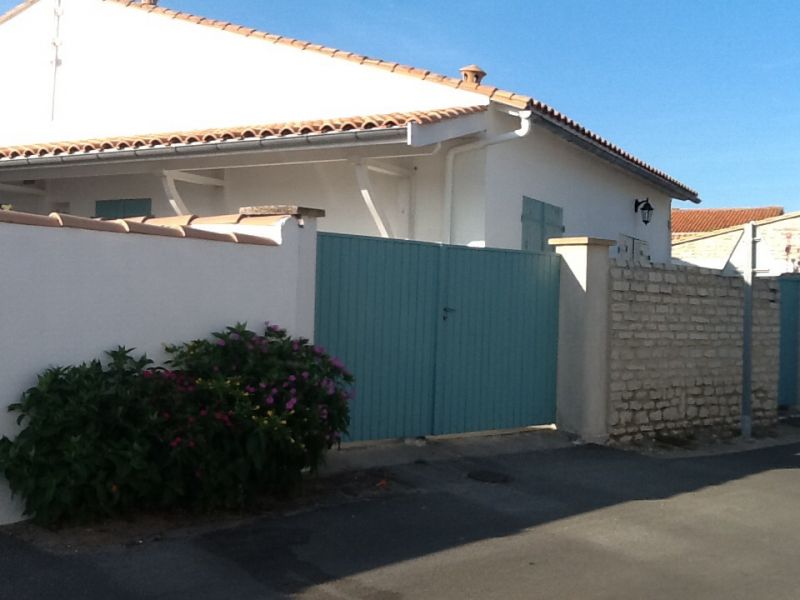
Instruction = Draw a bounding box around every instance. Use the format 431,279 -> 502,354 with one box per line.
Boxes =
1,0 -> 798,209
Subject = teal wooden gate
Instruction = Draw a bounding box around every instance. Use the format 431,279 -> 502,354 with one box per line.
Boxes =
315,233 -> 560,441
778,275 -> 800,408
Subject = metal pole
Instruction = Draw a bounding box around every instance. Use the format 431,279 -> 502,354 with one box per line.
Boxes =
741,222 -> 756,438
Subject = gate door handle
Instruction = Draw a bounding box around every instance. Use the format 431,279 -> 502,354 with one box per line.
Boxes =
442,307 -> 456,321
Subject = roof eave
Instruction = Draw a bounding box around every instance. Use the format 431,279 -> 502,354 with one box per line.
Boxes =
529,111 -> 700,202
0,127 -> 409,172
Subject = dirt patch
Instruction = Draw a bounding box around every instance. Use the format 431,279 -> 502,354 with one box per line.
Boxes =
0,468 -> 399,555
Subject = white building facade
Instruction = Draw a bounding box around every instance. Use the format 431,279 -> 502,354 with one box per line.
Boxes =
0,0 -> 699,262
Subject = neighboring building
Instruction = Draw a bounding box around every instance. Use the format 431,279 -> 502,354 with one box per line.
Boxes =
0,0 -> 699,262
672,206 -> 784,241
673,209 -> 800,276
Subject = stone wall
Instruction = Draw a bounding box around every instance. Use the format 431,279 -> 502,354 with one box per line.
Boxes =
608,262 -> 780,442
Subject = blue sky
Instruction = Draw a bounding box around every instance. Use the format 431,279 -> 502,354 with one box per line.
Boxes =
2,0 -> 798,209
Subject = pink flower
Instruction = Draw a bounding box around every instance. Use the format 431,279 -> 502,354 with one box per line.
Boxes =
169,436 -> 182,448
265,396 -> 275,406
216,339 -> 226,347
286,398 -> 298,411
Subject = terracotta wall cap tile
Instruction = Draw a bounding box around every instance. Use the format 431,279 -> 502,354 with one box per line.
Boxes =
0,210 -> 59,227
190,214 -> 244,225
171,226 -> 235,242
120,220 -> 184,237
144,215 -> 197,226
50,213 -> 128,233
0,209 -> 287,247
232,232 -> 280,246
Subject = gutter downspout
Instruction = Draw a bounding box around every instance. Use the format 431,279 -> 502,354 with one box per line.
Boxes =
442,110 -> 533,244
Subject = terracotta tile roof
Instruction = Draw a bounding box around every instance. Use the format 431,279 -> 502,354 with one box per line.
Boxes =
0,209 -> 280,246
0,0 -> 698,199
0,0 -> 37,25
0,107 -> 484,161
672,206 -> 784,234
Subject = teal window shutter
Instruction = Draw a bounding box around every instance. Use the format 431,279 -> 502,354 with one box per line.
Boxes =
95,198 -> 152,219
522,197 -> 563,252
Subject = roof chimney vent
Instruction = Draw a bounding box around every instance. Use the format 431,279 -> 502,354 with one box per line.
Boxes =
140,0 -> 159,5
460,64 -> 487,85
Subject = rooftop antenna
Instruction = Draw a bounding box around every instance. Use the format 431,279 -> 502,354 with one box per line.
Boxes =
50,0 -> 64,121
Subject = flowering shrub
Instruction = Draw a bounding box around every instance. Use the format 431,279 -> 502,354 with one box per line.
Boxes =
0,324 -> 352,526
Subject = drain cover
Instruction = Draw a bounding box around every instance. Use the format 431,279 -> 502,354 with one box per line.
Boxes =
467,470 -> 512,484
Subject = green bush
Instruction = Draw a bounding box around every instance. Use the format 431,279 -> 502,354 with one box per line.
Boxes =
0,324 -> 352,526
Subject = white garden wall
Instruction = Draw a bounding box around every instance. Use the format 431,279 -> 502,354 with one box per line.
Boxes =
0,216 -> 317,524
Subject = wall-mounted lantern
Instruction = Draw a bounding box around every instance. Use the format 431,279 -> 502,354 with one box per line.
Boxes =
634,198 -> 654,225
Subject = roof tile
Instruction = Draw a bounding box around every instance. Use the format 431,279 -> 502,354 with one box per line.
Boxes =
0,106 -> 486,162
672,207 -> 784,233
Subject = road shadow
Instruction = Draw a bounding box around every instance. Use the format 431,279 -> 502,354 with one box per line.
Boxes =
195,441 -> 800,597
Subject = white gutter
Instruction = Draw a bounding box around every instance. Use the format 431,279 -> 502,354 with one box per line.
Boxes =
442,110 -> 533,244
0,129 -> 408,172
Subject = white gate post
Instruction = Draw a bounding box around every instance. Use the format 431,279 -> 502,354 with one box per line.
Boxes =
549,237 -> 616,443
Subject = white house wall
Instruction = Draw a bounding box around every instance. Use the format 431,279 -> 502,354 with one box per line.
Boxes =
224,162 -> 411,239
0,192 -> 43,214
17,174 -> 223,218
12,148 -> 462,242
450,147 -> 488,246
484,118 -> 674,261
0,0 -> 489,148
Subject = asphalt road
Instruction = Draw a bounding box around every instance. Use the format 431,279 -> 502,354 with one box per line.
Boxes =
1,441 -> 798,599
